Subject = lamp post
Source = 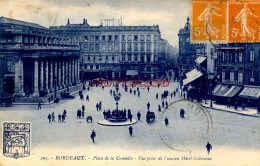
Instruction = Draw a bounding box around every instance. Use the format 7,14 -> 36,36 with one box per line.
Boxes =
114,85 -> 121,111
210,83 -> 213,107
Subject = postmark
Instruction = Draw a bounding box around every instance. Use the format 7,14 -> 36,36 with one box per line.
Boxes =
229,0 -> 260,43
191,0 -> 228,43
3,122 -> 31,159
158,99 -> 212,152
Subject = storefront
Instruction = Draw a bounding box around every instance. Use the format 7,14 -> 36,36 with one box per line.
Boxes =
239,86 -> 260,107
213,84 -> 243,104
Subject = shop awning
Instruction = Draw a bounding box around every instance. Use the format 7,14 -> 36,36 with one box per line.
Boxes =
195,56 -> 207,64
126,70 -> 138,76
213,84 -> 242,97
239,86 -> 260,99
183,69 -> 203,86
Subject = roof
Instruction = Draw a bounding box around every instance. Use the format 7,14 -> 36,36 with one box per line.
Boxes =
183,68 -> 203,86
195,56 -> 207,64
0,16 -> 48,30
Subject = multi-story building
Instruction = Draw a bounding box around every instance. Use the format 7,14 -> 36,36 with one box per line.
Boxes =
50,19 -> 172,80
213,43 -> 260,106
0,17 -> 80,100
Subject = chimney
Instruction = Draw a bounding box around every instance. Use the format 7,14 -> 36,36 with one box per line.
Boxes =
67,18 -> 70,25
83,18 -> 86,24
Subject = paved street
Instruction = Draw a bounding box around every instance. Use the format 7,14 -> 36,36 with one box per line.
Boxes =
0,81 -> 260,158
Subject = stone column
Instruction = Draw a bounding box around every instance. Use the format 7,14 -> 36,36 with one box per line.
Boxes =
77,58 -> 80,83
40,61 -> 44,91
68,59 -> 71,85
20,59 -> 25,96
33,59 -> 39,97
58,60 -> 61,89
14,59 -> 21,95
49,60 -> 53,92
45,60 -> 49,92
72,58 -> 75,84
62,60 -> 65,88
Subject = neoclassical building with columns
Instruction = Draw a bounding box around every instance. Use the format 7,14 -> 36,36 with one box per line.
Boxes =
0,17 -> 80,99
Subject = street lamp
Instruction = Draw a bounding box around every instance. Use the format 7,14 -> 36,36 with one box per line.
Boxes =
114,85 -> 121,111
210,83 -> 213,107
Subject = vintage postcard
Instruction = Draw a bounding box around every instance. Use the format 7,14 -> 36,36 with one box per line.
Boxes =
0,0 -> 259,166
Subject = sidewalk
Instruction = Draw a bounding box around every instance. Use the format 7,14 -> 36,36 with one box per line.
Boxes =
201,100 -> 260,118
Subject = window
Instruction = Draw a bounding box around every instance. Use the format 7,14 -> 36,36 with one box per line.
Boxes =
147,43 -> 151,51
95,36 -> 99,41
108,35 -> 112,41
128,54 -> 132,61
106,55 -> 108,61
6,61 -> 13,72
146,35 -> 151,41
101,44 -> 106,51
154,35 -> 157,41
90,44 -> 94,51
140,35 -> 145,41
141,43 -> 145,51
122,54 -> 126,61
115,35 -> 118,41
115,44 -> 119,51
230,70 -> 234,82
134,35 -> 138,41
102,35 -> 106,41
112,55 -> 115,61
238,71 -> 243,83
93,55 -> 96,61
250,50 -> 255,62
99,55 -> 102,61
134,54 -> 138,61
84,44 -> 88,49
87,55 -> 90,61
108,44 -> 112,51
127,35 -> 132,41
95,44 -> 99,51
154,43 -> 157,51
89,36 -> 94,41
239,52 -> 243,62
84,36 -> 88,41
127,43 -> 132,51
222,70 -> 225,82
222,52 -> 225,62
121,35 -> 125,41
121,43 -> 125,51
134,43 -> 138,51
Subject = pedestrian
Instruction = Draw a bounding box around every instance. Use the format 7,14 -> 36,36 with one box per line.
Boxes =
90,130 -> 96,143
52,112 -> 55,122
63,109 -> 67,117
138,91 -> 140,97
242,102 -> 245,110
103,110 -> 106,119
58,113 -> 61,122
165,101 -> 168,109
86,95 -> 89,101
48,97 -> 51,103
82,105 -> 85,112
147,102 -> 150,110
102,85 -> 104,90
48,114 -> 51,123
38,102 -> 41,109
96,103 -> 99,111
156,93 -> 158,100
158,105 -> 161,112
147,87 -> 150,92
162,101 -> 164,108
129,126 -> 133,136
173,91 -> 176,97
130,88 -> 132,94
134,90 -> 136,95
165,117 -> 169,127
137,111 -> 141,121
180,109 -> 185,118
62,114 -> 65,122
234,101 -> 238,110
82,109 -> 85,118
110,89 -> 112,96
129,114 -> 133,122
206,142 -> 212,155
171,93 -> 173,98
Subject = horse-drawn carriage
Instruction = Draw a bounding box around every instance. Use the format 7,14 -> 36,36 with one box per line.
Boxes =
146,111 -> 155,123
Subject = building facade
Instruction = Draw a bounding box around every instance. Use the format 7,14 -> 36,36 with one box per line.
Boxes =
0,17 -> 80,99
50,19 -> 172,80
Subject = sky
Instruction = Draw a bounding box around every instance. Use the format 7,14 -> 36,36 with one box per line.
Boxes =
0,0 -> 191,47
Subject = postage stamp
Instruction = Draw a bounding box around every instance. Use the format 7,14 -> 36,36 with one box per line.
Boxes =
229,0 -> 260,43
3,122 -> 31,159
191,0 -> 228,43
